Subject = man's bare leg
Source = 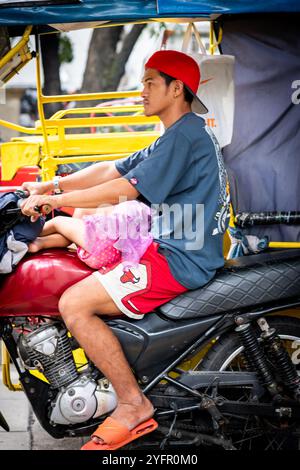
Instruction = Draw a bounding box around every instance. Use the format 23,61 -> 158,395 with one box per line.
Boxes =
58,274 -> 154,443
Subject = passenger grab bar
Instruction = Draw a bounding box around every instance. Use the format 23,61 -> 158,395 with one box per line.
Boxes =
235,211 -> 300,228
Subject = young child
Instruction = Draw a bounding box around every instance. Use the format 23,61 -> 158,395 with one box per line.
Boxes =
29,200 -> 153,271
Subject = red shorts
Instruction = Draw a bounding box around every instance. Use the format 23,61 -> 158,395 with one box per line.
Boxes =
93,242 -> 188,319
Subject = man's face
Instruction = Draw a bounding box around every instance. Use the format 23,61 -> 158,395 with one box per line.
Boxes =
141,68 -> 174,117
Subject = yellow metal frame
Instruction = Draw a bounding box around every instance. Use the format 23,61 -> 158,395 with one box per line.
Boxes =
0,119 -> 39,135
1,21 -> 224,183
269,242 -> 300,249
34,30 -> 158,162
40,153 -> 130,181
1,341 -> 22,391
0,32 -> 161,182
0,26 -> 33,83
209,22 -> 223,55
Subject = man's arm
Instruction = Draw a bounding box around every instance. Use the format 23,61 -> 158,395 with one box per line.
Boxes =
22,161 -> 122,195
56,177 -> 138,208
21,177 -> 139,216
58,161 -> 122,192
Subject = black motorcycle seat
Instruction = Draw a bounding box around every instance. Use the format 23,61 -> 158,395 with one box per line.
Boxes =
159,249 -> 300,320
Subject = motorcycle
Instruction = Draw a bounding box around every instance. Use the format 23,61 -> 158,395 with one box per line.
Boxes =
1,197 -> 300,450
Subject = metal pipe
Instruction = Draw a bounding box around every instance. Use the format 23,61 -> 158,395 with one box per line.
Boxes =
0,119 -> 39,135
0,26 -> 32,70
41,90 -> 141,104
269,242 -> 300,248
35,34 -> 50,158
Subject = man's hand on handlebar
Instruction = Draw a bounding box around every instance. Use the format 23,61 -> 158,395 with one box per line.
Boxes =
20,194 -> 58,222
22,181 -> 53,196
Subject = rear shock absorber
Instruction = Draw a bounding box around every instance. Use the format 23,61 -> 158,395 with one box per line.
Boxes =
235,322 -> 280,398
257,318 -> 300,402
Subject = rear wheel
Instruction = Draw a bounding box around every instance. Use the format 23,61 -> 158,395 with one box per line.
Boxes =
198,315 -> 300,450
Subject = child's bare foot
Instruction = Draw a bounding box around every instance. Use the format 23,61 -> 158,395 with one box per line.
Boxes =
28,238 -> 44,253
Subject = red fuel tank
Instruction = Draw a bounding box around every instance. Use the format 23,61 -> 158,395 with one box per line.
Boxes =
0,249 -> 93,316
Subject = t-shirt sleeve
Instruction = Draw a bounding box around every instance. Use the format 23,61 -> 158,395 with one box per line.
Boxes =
115,147 -> 149,176
123,131 -> 193,204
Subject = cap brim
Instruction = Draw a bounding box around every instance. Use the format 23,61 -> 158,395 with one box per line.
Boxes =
191,96 -> 209,115
186,86 -> 208,114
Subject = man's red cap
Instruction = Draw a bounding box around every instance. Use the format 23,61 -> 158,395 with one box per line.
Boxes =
145,50 -> 208,114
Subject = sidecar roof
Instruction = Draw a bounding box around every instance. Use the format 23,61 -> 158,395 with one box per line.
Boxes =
1,0 -> 300,28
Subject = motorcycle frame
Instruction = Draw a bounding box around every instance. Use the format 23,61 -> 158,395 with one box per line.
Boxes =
1,296 -> 300,438
141,300 -> 300,399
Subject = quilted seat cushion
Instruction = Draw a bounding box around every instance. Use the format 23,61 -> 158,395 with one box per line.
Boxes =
159,249 -> 300,320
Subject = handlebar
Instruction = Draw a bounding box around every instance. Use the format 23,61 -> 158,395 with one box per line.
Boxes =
0,190 -> 52,237
18,189 -> 52,216
235,211 -> 300,228
5,204 -> 52,217
34,204 -> 52,216
3,190 -> 52,217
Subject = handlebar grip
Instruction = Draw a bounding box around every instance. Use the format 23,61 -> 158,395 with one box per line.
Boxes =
34,204 -> 52,216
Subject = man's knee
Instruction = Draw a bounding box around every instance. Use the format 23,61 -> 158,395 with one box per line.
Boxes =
58,284 -> 107,330
58,288 -> 86,330
58,289 -> 71,317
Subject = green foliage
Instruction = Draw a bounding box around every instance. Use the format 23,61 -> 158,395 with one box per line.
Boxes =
59,34 -> 73,64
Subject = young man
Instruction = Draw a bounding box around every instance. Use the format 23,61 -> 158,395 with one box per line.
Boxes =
21,50 -> 230,450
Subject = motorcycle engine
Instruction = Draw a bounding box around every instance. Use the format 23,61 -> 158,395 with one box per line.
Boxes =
19,323 -> 117,425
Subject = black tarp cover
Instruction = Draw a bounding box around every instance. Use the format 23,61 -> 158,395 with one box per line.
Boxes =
221,16 -> 300,243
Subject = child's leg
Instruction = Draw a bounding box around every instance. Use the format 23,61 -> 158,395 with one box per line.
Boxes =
73,205 -> 115,219
40,216 -> 70,236
28,233 -> 71,252
41,207 -> 115,236
51,216 -> 86,247
29,216 -> 87,253
73,208 -> 98,219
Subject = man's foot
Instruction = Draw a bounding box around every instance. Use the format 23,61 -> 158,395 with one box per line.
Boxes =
28,238 -> 44,253
92,394 -> 154,444
82,416 -> 158,451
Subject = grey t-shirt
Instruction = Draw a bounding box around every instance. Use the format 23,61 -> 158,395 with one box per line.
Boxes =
115,112 -> 230,289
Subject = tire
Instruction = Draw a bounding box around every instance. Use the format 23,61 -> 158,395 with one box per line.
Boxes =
197,315 -> 300,450
200,315 -> 300,371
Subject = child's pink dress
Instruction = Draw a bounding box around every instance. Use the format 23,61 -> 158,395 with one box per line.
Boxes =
77,200 -> 153,270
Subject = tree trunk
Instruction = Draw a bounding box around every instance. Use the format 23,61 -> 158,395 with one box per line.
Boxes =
81,26 -> 123,98
40,33 -> 62,118
80,24 -> 145,108
113,24 -> 147,90
0,27 -> 10,60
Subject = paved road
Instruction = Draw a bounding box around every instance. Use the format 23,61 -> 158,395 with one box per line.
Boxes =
0,366 -> 86,450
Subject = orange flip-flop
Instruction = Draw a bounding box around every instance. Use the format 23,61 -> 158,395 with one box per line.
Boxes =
81,416 -> 158,451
